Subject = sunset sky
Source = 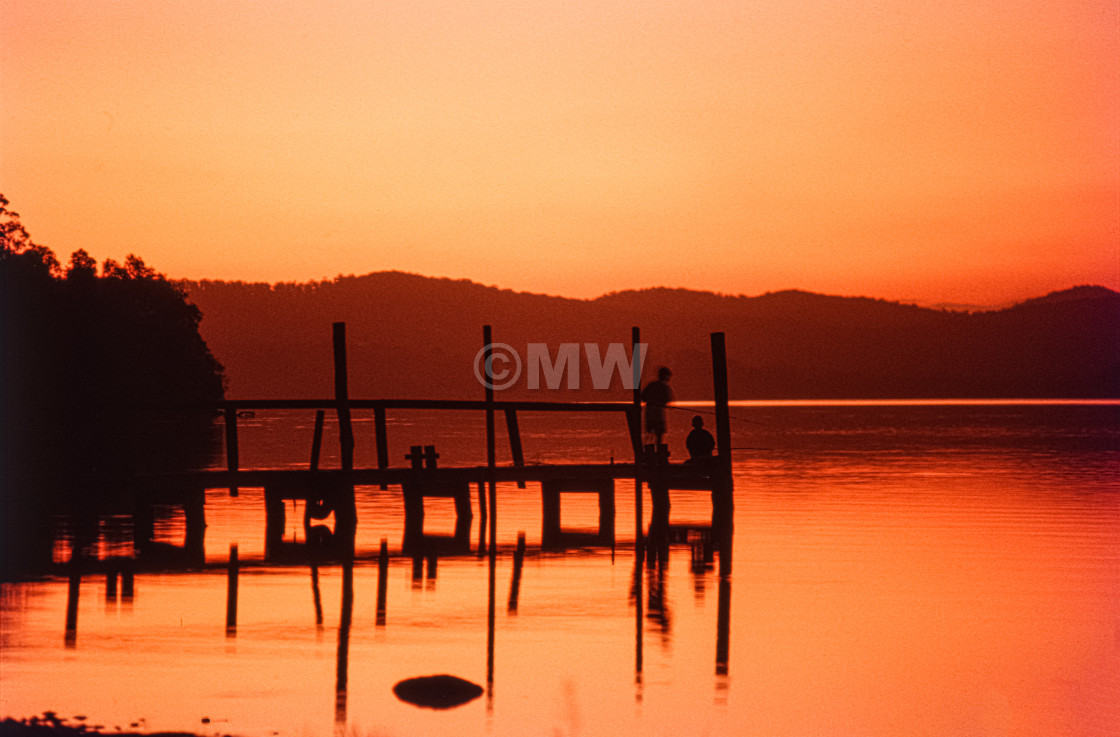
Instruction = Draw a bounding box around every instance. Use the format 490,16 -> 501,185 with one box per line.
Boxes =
2,0 -> 1117,306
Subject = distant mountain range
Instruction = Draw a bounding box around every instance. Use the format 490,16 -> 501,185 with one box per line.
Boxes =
181,274 -> 1120,400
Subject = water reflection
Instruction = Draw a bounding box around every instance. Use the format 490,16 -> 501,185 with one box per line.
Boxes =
486,529 -> 496,711
2,403 -> 1117,737
334,556 -> 354,727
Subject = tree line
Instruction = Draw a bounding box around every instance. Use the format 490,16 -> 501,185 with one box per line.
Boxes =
1,194 -> 225,578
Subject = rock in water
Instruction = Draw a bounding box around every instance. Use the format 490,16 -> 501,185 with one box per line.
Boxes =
393,674 -> 484,709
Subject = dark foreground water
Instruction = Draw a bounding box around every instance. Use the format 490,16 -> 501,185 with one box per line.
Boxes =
2,402 -> 1118,736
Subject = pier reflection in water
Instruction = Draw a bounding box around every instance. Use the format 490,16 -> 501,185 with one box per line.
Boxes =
28,487 -> 736,731
2,402 -> 1117,736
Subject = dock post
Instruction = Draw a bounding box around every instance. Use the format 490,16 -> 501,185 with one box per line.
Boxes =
476,481 -> 488,556
332,322 -> 357,547
225,405 -> 239,497
599,480 -> 616,539
504,409 -> 526,489
225,543 -> 239,635
374,406 -> 389,490
105,567 -> 118,601
121,560 -> 134,599
264,487 -> 286,560
632,327 -> 644,557
647,444 -> 671,532
403,446 -> 425,547
309,409 -> 325,471
306,409 -> 328,537
454,488 -> 473,544
483,326 -> 497,553
541,482 -> 561,546
710,332 -> 734,578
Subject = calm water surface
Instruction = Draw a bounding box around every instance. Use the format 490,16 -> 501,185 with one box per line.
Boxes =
2,402 -> 1118,736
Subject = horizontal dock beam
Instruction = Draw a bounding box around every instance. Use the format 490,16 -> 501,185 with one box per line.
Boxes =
167,398 -> 638,413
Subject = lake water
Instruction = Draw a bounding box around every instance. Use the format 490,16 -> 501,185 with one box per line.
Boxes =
2,401 -> 1118,736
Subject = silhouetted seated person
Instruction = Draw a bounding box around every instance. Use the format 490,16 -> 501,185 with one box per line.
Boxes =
685,415 -> 716,464
641,366 -> 674,447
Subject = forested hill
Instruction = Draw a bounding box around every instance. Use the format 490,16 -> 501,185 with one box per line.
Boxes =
183,274 -> 1120,400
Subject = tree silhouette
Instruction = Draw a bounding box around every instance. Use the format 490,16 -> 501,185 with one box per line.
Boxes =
2,194 -> 225,578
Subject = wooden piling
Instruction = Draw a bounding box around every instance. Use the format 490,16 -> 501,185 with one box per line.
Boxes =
120,562 -> 134,599
483,326 -> 496,467
333,323 -> 354,470
632,328 -> 644,557
306,410 -> 328,539
631,327 -> 643,414
105,568 -> 118,600
225,406 -> 239,497
225,543 -> 239,634
710,332 -> 733,479
310,409 -> 325,471
264,488 -> 285,559
710,332 -> 734,578
476,480 -> 488,554
483,325 -> 497,553
504,409 -> 526,489
403,446 -> 425,530
332,322 -> 357,542
626,406 -> 643,461
374,407 -> 389,489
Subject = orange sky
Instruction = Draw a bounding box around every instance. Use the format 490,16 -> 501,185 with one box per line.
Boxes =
2,0 -> 1117,306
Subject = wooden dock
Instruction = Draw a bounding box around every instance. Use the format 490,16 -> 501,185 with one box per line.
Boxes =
62,324 -> 735,574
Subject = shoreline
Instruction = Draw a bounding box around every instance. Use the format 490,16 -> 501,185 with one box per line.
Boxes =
1,716 -> 213,737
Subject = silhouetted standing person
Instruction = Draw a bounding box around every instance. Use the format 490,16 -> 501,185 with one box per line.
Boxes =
685,415 -> 715,463
641,366 -> 674,447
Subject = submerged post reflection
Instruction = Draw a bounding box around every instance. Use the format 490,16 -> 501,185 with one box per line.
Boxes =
335,555 -> 354,727
632,548 -> 643,696
376,538 -> 388,627
507,531 -> 526,614
715,574 -> 731,678
486,526 -> 496,712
